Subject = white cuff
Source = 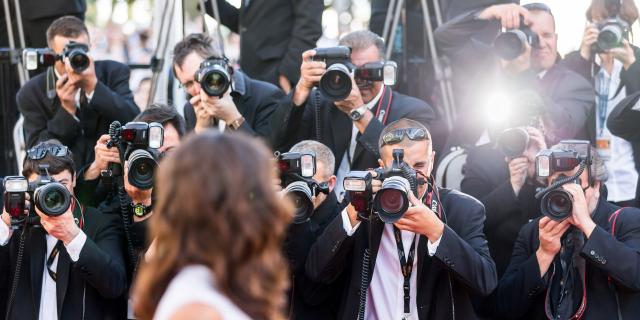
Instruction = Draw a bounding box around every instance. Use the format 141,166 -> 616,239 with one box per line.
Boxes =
0,220 -> 12,246
633,98 -> 640,111
64,230 -> 87,262
341,207 -> 360,236
427,234 -> 442,257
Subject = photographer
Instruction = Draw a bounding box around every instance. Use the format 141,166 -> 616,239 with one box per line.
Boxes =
608,90 -> 640,206
306,119 -> 497,319
271,30 -> 436,200
17,16 -> 139,170
0,141 -> 126,319
280,140 -> 345,319
495,141 -> 640,319
173,33 -> 282,138
561,0 -> 640,207
435,3 -> 594,146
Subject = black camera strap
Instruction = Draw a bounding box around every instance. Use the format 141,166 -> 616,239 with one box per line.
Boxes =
373,86 -> 393,124
392,225 -> 417,315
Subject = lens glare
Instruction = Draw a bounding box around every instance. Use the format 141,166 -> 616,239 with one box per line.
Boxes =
378,189 -> 404,214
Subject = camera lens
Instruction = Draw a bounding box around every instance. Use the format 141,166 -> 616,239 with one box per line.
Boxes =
494,30 -> 527,60
319,63 -> 352,101
128,149 -> 158,190
198,64 -> 231,97
284,181 -> 314,224
374,176 -> 411,224
541,189 -> 573,221
34,183 -> 71,216
498,128 -> 530,158
598,25 -> 623,51
69,51 -> 90,73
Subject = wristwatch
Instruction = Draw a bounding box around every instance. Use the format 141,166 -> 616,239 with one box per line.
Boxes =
229,116 -> 246,130
132,202 -> 153,218
349,105 -> 368,121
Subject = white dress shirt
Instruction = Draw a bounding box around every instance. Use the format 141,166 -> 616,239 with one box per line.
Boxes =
0,220 -> 87,320
334,86 -> 385,200
340,201 -> 442,319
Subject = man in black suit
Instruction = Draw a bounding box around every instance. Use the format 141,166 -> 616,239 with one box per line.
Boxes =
204,0 -> 323,91
17,16 -> 139,171
0,141 -> 127,319
271,30 -> 436,200
306,119 -> 497,319
172,33 -> 282,138
495,141 -> 640,319
435,3 -> 594,147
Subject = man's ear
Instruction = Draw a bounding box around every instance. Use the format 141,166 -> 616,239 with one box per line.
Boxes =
328,175 -> 337,193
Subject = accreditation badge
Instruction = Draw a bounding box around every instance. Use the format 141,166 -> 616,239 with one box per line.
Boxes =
596,137 -> 611,160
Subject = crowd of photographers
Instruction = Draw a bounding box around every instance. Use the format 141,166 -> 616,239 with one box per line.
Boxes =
2,0 -> 640,319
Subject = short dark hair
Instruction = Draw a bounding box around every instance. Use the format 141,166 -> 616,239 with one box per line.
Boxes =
172,33 -> 222,73
134,103 -> 186,137
378,118 -> 432,152
46,16 -> 89,46
22,140 -> 75,178
339,30 -> 386,59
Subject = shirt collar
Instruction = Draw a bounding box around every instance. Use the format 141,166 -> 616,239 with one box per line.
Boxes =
364,85 -> 385,110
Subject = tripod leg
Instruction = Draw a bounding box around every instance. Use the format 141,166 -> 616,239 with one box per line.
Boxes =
381,0 -> 398,41
385,0 -> 404,60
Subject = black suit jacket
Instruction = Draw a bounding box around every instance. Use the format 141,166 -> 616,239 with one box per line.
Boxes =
0,206 -> 127,319
607,90 -> 640,204
17,61 -> 139,170
183,71 -> 282,138
461,143 -> 541,277
206,0 -> 323,86
305,188 -> 497,319
270,88 -> 436,174
495,187 -> 640,319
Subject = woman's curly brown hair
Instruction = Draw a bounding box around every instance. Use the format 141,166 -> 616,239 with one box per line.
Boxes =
133,131 -> 292,319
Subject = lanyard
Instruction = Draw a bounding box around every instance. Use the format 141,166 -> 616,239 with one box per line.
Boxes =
595,69 -> 612,137
393,225 -> 417,315
46,240 -> 63,281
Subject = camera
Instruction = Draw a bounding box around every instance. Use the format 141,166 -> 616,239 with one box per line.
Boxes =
277,152 -> 329,224
312,46 -> 355,101
108,122 -> 164,190
344,149 -> 422,223
3,165 -> 72,226
22,41 -> 90,72
194,57 -> 232,98
494,19 -> 540,60
535,140 -> 592,221
495,90 -> 545,158
594,18 -> 630,52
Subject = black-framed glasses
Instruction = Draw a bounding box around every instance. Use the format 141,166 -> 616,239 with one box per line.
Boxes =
381,128 -> 429,147
27,145 -> 69,160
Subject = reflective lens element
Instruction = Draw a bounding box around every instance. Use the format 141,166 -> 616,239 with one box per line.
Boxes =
374,176 -> 411,223
541,189 -> 573,221
128,149 -> 158,190
498,128 -> 529,158
34,183 -> 71,216
319,63 -> 352,101
284,181 -> 314,224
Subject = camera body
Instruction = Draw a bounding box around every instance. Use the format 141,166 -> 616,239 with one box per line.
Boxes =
594,18 -> 630,52
344,149 -> 421,223
61,41 -> 90,73
312,46 -> 355,101
494,18 -> 540,60
22,41 -> 90,72
535,140 -> 592,221
194,57 -> 232,98
277,152 -> 329,224
108,121 -> 164,190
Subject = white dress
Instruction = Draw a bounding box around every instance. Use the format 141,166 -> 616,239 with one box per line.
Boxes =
153,265 -> 251,320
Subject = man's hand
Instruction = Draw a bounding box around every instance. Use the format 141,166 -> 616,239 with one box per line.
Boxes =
579,23 -> 599,60
507,156 -> 528,196
522,126 -> 547,178
478,3 -> 531,28
85,134 -> 121,180
394,192 -> 445,243
501,42 -> 532,75
190,95 -> 214,133
293,50 -> 325,106
345,204 -> 359,228
65,56 -> 98,95
334,77 -> 366,115
36,205 -> 80,245
56,73 -> 80,115
563,183 -> 597,238
536,216 -> 571,277
610,40 -> 637,70
279,74 -> 292,94
1,212 -> 10,227
200,89 -> 242,124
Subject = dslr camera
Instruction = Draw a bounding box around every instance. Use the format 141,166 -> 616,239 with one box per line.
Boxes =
594,18 -> 630,52
107,121 -> 164,190
494,18 -> 540,60
496,90 -> 545,158
23,41 -> 90,72
3,165 -> 72,228
343,149 -> 422,223
311,46 -> 397,101
277,152 -> 329,224
535,140 -> 592,221
194,57 -> 232,98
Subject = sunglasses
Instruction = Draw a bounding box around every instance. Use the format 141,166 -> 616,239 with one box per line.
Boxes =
381,128 -> 429,147
27,145 -> 69,160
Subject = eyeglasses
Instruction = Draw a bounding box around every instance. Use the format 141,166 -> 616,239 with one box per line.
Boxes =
178,80 -> 196,91
27,145 -> 69,160
381,128 -> 430,147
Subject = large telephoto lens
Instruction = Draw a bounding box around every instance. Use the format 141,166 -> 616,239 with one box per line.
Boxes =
498,128 -> 530,158
319,63 -> 352,101
198,65 -> 231,97
598,24 -> 623,51
128,149 -> 158,190
374,176 -> 411,223
68,50 -> 90,73
541,189 -> 573,221
284,181 -> 314,224
34,183 -> 71,216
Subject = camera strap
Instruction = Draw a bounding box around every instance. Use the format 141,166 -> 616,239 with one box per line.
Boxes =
392,225 -> 417,315
373,86 -> 393,124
